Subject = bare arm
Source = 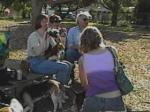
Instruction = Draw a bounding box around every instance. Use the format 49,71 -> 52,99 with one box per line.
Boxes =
78,56 -> 88,88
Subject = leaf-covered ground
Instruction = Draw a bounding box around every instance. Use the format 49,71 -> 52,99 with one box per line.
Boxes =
103,30 -> 150,111
1,22 -> 150,111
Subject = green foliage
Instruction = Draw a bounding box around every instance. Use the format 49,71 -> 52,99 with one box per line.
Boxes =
89,8 -> 97,21
0,0 -> 13,9
0,33 -> 6,44
0,32 -> 9,57
12,0 -> 31,18
0,0 -> 31,18
61,21 -> 76,29
98,0 -> 138,26
118,20 -> 130,27
0,0 -> 13,16
79,0 -> 97,7
122,0 -> 138,7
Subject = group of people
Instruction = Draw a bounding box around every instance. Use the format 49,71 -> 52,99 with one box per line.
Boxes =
27,12 -> 126,111
27,14 -> 71,85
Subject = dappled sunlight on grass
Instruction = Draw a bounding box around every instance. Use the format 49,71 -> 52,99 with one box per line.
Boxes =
1,19 -> 149,111
9,49 -> 27,60
0,20 -> 17,28
8,32 -> 149,111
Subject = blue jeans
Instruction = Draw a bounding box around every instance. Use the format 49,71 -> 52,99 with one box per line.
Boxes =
28,57 -> 72,85
83,96 -> 125,112
65,48 -> 81,63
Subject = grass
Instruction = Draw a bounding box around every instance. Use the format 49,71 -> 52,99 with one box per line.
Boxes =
0,20 -> 17,28
0,19 -> 150,111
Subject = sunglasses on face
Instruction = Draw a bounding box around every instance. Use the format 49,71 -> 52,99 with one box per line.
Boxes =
50,21 -> 60,23
54,20 -> 60,23
82,18 -> 89,21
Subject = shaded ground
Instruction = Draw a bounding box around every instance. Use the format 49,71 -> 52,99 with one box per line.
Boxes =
101,29 -> 150,111
1,23 -> 150,111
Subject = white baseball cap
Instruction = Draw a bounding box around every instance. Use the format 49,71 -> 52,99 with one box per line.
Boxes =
76,11 -> 92,20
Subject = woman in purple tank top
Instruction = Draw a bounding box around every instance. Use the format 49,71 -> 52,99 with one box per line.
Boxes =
78,26 -> 126,112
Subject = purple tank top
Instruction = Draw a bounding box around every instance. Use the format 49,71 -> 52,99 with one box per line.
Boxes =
83,50 -> 119,97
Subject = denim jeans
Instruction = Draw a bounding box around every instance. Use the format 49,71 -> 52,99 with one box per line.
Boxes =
65,48 -> 81,63
28,57 -> 72,85
83,96 -> 125,112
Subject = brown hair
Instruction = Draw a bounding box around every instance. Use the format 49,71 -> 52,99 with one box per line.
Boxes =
80,26 -> 105,53
35,14 -> 48,30
49,14 -> 62,23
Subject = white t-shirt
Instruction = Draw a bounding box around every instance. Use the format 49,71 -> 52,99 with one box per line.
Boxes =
27,31 -> 56,57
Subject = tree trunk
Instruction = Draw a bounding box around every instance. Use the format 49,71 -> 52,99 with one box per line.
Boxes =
111,0 -> 119,26
31,0 -> 44,29
111,9 -> 118,26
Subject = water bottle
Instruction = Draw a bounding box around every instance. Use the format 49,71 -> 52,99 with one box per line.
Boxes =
17,69 -> 22,80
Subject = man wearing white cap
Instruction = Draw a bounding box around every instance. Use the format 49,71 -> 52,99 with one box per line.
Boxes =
65,12 -> 90,63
